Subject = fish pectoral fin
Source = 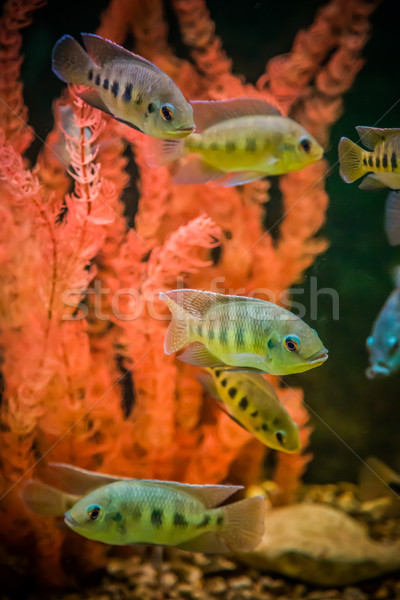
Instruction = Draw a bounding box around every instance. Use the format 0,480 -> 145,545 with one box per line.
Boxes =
178,342 -> 227,368
196,371 -> 220,400
78,88 -> 114,116
115,117 -> 143,133
218,406 -> 250,433
358,173 -> 386,191
81,33 -> 160,72
172,156 -> 225,185
356,126 -> 400,150
177,531 -> 230,554
218,171 -> 265,187
190,98 -> 282,132
385,191 -> 400,246
223,353 -> 270,373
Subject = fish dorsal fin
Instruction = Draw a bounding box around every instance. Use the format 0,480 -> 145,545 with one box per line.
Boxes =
81,33 -> 159,72
138,479 -> 242,508
46,462 -> 130,494
219,170 -> 266,187
244,372 -> 277,396
161,289 -> 263,320
177,531 -> 229,553
358,173 -> 386,191
191,97 -> 282,132
178,342 -> 228,368
356,126 -> 400,150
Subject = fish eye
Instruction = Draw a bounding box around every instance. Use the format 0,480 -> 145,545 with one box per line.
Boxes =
299,137 -> 311,153
275,431 -> 286,445
160,104 -> 174,121
87,504 -> 102,521
283,335 -> 300,353
147,103 -> 156,114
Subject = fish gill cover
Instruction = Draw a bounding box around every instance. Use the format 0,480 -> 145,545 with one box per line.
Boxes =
0,0 -> 380,584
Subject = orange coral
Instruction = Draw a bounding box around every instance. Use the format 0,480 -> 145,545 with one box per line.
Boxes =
0,0 -> 380,581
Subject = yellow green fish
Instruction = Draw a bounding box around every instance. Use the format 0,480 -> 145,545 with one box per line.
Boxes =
146,98 -> 323,186
52,34 -> 195,139
339,127 -> 400,190
198,368 -> 301,453
160,289 -> 328,375
21,463 -> 265,553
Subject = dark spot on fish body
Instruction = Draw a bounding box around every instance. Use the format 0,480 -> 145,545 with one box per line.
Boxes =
221,378 -> 227,388
173,512 -> 188,527
135,93 -> 143,106
95,74 -> 101,86
151,509 -> 163,527
196,515 -> 210,528
245,138 -> 257,152
103,78 -> 109,90
363,157 -> 367,166
382,153 -> 388,169
368,155 -> 374,167
235,327 -> 245,348
267,338 -> 275,350
122,83 -> 133,102
216,515 -> 224,526
214,369 -> 222,378
210,142 -> 218,151
228,387 -> 237,399
255,426 -> 261,431
111,81 -> 119,98
130,505 -> 142,521
208,327 -> 215,341
239,397 -> 248,410
391,152 -> 397,171
225,141 -> 236,153
197,324 -> 203,337
112,512 -> 122,522
119,524 -> 127,535
250,410 -> 258,418
375,156 -> 380,168
261,423 -> 269,431
219,327 -> 228,346
88,69 -> 93,81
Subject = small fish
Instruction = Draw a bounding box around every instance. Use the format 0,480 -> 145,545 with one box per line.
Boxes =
52,34 -> 195,139
146,98 -> 323,186
63,479 -> 265,553
366,270 -> 400,379
359,457 -> 400,517
160,289 -> 328,375
197,368 -> 301,453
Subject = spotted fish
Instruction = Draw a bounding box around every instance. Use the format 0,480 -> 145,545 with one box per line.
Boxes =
63,480 -> 265,553
197,368 -> 301,453
160,289 -> 328,375
146,98 -> 323,186
52,34 -> 195,139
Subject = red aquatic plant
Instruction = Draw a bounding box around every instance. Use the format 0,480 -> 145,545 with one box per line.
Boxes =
0,0 -> 380,581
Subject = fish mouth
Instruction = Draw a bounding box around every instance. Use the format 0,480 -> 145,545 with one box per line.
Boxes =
172,124 -> 195,137
64,511 -> 78,528
307,348 -> 328,365
366,364 -> 390,379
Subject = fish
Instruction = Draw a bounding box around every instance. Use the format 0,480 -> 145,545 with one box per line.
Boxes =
160,289 -> 328,375
197,368 -> 301,453
145,98 -> 324,186
63,479 -> 265,553
366,269 -> 400,379
338,127 -> 400,191
51,33 -> 195,139
359,457 -> 400,517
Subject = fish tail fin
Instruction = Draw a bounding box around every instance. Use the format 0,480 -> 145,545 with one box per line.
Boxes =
52,35 -> 97,85
359,457 -> 400,501
20,480 -> 79,517
145,137 -> 185,167
219,496 -> 265,552
338,137 -> 366,183
160,291 -> 193,354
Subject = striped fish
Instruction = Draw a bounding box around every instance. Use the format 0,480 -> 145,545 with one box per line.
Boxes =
198,368 -> 301,453
160,289 -> 328,376
52,34 -> 195,139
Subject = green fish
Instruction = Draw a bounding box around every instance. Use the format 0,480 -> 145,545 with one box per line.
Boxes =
160,289 -> 328,375
146,97 -> 323,186
198,368 -> 301,453
52,34 -> 195,139
21,463 -> 265,553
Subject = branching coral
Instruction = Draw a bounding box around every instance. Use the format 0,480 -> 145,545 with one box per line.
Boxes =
0,0 -> 380,581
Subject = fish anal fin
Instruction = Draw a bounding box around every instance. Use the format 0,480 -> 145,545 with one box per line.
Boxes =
78,88 -> 113,116
81,33 -> 159,72
173,156 -> 224,185
177,531 -> 229,553
191,98 -> 282,132
358,173 -> 386,190
356,126 -> 400,150
219,171 -> 265,187
178,342 -> 227,368
161,289 -> 232,320
385,191 -> 400,246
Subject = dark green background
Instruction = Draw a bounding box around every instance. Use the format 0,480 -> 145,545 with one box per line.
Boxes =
19,0 -> 400,483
